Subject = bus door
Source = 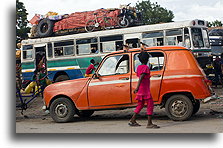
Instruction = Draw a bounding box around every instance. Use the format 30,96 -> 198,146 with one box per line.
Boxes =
124,33 -> 141,48
34,44 -> 47,72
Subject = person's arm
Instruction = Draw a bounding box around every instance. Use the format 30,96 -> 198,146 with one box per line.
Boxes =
134,73 -> 146,94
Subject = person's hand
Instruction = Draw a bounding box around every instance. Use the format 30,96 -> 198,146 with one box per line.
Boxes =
133,89 -> 138,94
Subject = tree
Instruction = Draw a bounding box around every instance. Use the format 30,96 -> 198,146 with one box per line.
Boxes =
135,0 -> 174,25
208,20 -> 223,27
16,0 -> 30,46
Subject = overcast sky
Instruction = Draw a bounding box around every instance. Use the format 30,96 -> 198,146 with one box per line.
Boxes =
21,0 -> 223,22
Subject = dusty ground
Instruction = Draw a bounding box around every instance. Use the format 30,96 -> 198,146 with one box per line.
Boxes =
16,87 -> 223,133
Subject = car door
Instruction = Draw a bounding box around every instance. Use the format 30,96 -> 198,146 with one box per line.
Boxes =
88,53 -> 132,107
131,51 -> 165,102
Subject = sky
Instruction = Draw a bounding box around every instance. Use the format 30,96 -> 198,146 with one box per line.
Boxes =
21,0 -> 223,23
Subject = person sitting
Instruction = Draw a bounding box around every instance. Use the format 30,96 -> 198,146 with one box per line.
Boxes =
85,59 -> 96,77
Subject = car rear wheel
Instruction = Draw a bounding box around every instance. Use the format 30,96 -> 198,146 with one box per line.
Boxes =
165,94 -> 193,121
50,97 -> 75,123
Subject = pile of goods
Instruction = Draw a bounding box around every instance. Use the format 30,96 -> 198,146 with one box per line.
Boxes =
29,4 -> 143,38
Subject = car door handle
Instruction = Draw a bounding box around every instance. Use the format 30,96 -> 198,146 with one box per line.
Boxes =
152,74 -> 162,77
119,77 -> 129,80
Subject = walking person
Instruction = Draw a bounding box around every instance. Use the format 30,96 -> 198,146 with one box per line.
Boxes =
129,51 -> 160,128
213,56 -> 223,87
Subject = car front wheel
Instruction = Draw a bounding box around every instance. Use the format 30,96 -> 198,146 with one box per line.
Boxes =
50,97 -> 75,123
165,94 -> 193,121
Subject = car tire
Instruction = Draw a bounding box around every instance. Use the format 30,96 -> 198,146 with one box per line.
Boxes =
76,110 -> 94,118
37,18 -> 54,37
165,94 -> 193,121
50,97 -> 75,123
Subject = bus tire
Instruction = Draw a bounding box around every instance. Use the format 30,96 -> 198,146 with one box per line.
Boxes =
50,97 -> 75,123
165,94 -> 193,121
37,19 -> 54,37
54,75 -> 70,83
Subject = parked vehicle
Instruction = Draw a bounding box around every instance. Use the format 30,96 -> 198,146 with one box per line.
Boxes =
43,46 -> 216,123
209,29 -> 223,56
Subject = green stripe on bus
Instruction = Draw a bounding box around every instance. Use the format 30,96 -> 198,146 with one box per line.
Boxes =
47,59 -> 78,68
21,62 -> 35,69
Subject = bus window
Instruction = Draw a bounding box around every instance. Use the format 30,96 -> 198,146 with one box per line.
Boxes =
76,38 -> 98,55
100,35 -> 123,52
142,38 -> 155,47
47,43 -> 53,58
191,28 -> 204,47
22,45 -> 33,60
126,38 -> 140,48
166,29 -> 183,45
54,47 -> 63,57
142,31 -> 164,46
64,46 -> 74,55
116,41 -> 123,51
101,41 -> 116,52
54,40 -> 74,57
202,29 -> 210,48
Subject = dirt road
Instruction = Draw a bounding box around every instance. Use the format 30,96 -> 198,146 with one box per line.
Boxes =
16,88 -> 223,133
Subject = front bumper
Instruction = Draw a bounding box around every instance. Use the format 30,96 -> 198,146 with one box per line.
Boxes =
202,94 -> 218,103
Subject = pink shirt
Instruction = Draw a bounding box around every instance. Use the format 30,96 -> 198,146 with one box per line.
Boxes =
135,65 -> 152,100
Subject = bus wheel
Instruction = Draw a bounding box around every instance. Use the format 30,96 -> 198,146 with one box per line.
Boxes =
165,94 -> 193,121
54,75 -> 70,83
37,19 -> 54,37
76,110 -> 94,118
50,97 -> 75,123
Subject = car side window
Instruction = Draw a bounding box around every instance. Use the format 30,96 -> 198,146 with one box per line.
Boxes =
134,52 -> 164,71
98,54 -> 129,76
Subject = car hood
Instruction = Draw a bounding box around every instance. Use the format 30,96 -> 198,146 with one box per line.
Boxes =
45,77 -> 90,92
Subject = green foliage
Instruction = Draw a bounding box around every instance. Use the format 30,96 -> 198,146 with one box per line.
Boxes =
16,0 -> 30,46
208,20 -> 223,27
135,0 -> 174,25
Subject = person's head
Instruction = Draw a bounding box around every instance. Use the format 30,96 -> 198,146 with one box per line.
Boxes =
138,51 -> 149,64
90,59 -> 95,64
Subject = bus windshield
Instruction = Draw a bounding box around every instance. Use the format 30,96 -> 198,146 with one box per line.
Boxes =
191,28 -> 204,47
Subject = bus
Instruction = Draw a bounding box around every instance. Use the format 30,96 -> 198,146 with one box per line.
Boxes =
21,19 -> 211,82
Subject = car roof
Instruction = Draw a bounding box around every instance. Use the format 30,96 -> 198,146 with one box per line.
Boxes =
111,46 -> 188,54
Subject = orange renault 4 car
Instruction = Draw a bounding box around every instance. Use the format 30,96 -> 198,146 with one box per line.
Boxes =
43,46 -> 216,123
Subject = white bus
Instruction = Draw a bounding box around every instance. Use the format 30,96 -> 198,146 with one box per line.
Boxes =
21,19 -> 211,82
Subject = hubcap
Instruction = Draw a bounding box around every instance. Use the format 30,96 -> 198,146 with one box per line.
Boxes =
121,20 -> 126,25
95,23 -> 99,27
55,103 -> 68,118
171,100 -> 187,117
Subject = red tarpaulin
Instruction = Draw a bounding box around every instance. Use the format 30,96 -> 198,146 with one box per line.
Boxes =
53,9 -> 120,32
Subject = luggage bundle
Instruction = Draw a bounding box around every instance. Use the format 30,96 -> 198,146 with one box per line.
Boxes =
29,5 -> 142,38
